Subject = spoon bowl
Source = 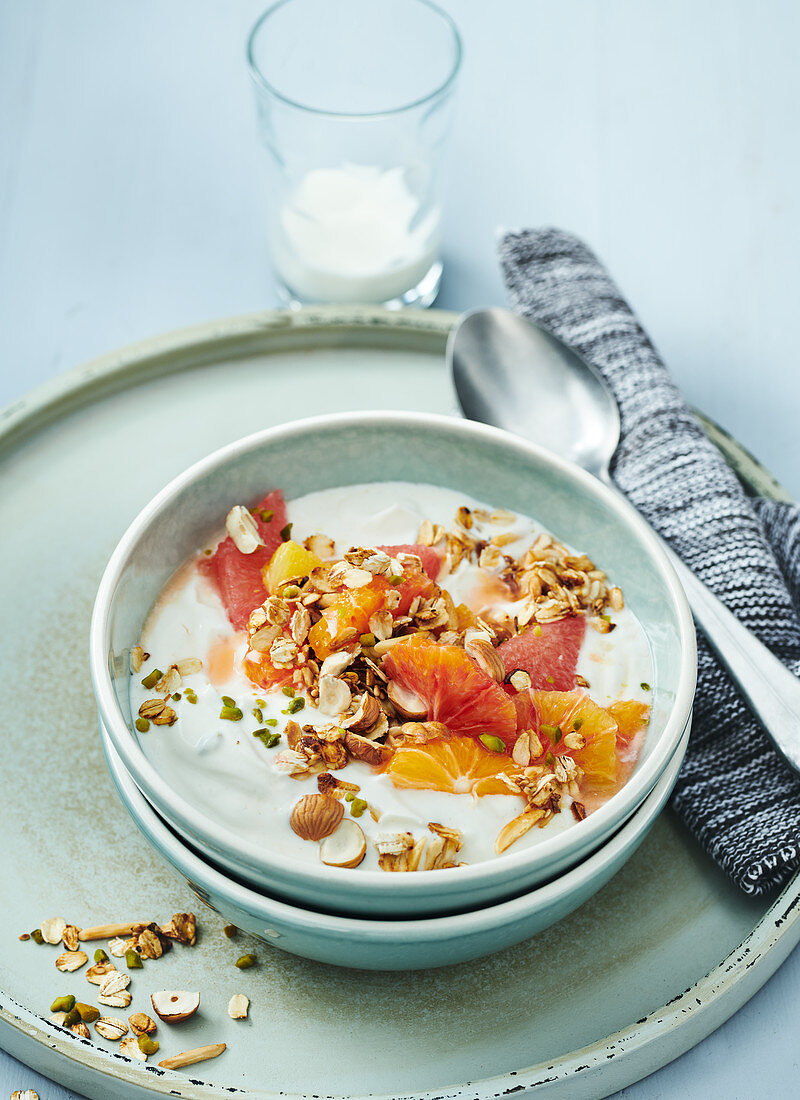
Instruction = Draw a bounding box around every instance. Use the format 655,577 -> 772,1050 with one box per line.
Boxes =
449,308 -> 620,480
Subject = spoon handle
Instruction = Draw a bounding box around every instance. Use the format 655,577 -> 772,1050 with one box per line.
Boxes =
605,479 -> 800,776
663,549 -> 800,774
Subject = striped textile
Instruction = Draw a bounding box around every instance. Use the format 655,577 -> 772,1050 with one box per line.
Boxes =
499,227 -> 800,896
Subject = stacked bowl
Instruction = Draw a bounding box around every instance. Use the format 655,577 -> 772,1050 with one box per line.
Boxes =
91,413 -> 696,970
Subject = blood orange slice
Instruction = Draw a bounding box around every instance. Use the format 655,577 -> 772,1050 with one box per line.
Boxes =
497,616 -> 586,691
199,491 -> 287,630
386,736 -> 520,796
530,690 -> 618,784
382,635 -> 517,748
379,543 -> 442,580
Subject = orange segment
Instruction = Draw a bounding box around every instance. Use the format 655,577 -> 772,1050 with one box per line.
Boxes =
387,736 -> 520,796
308,581 -> 388,659
243,650 -> 292,691
263,541 -> 321,594
606,700 -> 650,746
531,690 -> 619,784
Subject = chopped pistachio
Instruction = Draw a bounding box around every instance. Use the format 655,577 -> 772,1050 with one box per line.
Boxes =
125,949 -> 143,969
282,697 -> 304,715
359,633 -> 376,648
259,509 -> 274,523
223,924 -> 238,938
265,718 -> 278,727
640,681 -> 651,692
138,1033 -> 159,1056
30,929 -> 44,945
281,685 -> 295,698
533,625 -> 543,637
350,797 -> 368,818
75,1002 -> 100,1023
134,718 -> 150,733
220,705 -> 243,721
50,995 -> 76,1013
221,695 -> 236,708
253,728 -> 280,748
479,734 -> 506,753
171,692 -> 182,701
283,584 -> 301,598
62,1006 -> 81,1027
141,668 -> 163,689
94,949 -> 109,964
252,706 -> 263,723
235,953 -> 257,969
280,523 -> 292,541
256,698 -> 266,707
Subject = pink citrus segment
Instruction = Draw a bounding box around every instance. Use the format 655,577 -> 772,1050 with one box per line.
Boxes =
497,616 -> 586,691
198,490 -> 287,630
382,634 -> 517,749
379,543 -> 443,580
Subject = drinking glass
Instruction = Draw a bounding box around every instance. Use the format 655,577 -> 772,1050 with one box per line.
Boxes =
247,0 -> 461,307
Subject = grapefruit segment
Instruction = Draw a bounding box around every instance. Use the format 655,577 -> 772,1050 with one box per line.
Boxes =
386,736 -> 520,796
198,490 -> 287,630
382,634 -> 517,748
393,570 -> 437,615
379,543 -> 443,580
497,616 -> 586,691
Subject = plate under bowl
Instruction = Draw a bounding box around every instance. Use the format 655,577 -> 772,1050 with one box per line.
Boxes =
102,720 -> 690,971
91,411 -> 696,917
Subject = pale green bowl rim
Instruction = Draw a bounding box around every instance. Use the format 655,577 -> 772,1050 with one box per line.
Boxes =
90,410 -> 696,902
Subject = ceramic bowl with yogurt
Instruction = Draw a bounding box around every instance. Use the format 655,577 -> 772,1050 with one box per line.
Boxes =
101,720 -> 689,971
91,412 -> 696,917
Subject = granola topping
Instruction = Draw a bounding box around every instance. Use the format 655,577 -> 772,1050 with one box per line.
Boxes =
131,481 -> 653,870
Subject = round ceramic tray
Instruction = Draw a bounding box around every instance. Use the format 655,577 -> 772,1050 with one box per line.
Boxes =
0,306 -> 797,1100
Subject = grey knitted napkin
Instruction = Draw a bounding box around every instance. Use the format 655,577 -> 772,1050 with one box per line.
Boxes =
499,228 -> 800,897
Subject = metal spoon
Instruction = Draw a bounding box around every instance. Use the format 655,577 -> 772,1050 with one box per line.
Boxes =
449,306 -> 800,776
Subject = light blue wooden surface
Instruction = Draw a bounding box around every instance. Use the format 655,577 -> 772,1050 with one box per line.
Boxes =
1,1 -> 798,1097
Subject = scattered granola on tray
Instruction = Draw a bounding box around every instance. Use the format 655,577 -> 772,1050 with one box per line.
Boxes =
21,910 -> 261,1069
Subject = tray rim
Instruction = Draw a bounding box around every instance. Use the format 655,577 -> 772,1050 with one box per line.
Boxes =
1,303 -> 798,1100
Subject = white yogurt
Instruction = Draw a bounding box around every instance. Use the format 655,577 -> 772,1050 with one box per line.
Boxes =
272,163 -> 440,304
132,482 -> 652,869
